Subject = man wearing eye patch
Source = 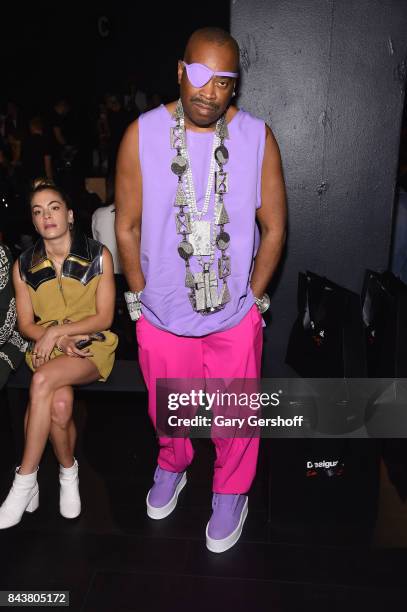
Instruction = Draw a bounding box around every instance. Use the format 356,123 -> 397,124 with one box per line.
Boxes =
116,27 -> 287,552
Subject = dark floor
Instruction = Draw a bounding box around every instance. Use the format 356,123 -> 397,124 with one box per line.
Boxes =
0,391 -> 406,612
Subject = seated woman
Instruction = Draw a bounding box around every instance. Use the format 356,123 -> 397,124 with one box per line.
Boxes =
0,241 -> 27,389
0,178 -> 118,529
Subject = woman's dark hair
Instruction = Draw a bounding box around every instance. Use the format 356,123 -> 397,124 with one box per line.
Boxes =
29,178 -> 73,210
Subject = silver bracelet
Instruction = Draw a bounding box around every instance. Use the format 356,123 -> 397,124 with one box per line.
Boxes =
124,290 -> 143,321
254,293 -> 271,314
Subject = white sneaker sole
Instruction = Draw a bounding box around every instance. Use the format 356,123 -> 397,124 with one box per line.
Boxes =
205,497 -> 248,553
146,472 -> 187,520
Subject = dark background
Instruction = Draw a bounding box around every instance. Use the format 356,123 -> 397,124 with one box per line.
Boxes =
1,2 -> 230,111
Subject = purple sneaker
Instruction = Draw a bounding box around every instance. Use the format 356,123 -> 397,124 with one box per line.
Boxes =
146,466 -> 187,519
206,493 -> 248,553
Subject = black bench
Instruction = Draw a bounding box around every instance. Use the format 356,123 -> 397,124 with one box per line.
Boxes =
5,360 -> 147,462
6,359 -> 147,394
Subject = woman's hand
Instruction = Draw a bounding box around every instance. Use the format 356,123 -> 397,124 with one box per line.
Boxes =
56,335 -> 94,359
31,326 -> 60,367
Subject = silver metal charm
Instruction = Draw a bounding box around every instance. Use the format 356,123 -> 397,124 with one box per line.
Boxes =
215,171 -> 228,194
218,118 -> 229,141
178,240 -> 194,260
170,126 -> 183,149
218,255 -> 231,279
173,99 -> 184,120
185,267 -> 195,288
193,263 -> 220,312
215,201 -> 230,225
171,155 -> 188,176
174,182 -> 187,207
175,212 -> 192,234
214,145 -> 229,165
219,282 -> 231,306
189,220 -> 211,256
216,231 -> 230,251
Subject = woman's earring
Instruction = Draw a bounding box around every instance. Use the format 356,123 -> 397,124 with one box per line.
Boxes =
68,221 -> 74,231
232,90 -> 236,97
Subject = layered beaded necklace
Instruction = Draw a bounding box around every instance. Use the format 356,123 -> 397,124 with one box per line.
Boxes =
171,99 -> 231,315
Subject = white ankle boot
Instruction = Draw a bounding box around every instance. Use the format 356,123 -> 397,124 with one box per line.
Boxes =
59,458 -> 81,519
0,467 -> 39,529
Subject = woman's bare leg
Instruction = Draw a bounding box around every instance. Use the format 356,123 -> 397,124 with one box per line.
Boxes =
25,388 -> 77,467
49,386 -> 76,468
19,356 -> 99,475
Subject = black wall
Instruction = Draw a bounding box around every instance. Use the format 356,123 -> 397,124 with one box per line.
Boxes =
231,0 -> 407,376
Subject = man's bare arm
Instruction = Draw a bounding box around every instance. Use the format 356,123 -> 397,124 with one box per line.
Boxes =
250,125 -> 287,298
115,120 -> 145,292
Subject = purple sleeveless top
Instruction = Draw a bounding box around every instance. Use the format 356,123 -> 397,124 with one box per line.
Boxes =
138,104 -> 266,336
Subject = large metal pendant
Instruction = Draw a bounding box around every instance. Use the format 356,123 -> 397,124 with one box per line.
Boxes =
193,263 -> 220,313
189,220 -> 211,256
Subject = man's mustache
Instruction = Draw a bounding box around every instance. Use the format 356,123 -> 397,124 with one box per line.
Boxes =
191,98 -> 219,111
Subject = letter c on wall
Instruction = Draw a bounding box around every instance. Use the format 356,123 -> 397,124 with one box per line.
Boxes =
98,16 -> 110,38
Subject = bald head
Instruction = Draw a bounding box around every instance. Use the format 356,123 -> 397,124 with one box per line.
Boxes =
178,27 -> 239,128
184,27 -> 240,72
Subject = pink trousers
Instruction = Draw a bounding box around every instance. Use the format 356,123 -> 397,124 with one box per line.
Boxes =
136,304 -> 263,493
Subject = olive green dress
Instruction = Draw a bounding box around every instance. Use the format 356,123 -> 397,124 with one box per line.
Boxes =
19,232 -> 118,382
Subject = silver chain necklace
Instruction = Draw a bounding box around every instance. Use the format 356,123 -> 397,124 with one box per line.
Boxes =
180,111 -> 219,220
171,99 -> 232,315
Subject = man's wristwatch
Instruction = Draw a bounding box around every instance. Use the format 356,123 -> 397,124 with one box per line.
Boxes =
254,293 -> 271,314
124,290 -> 143,321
